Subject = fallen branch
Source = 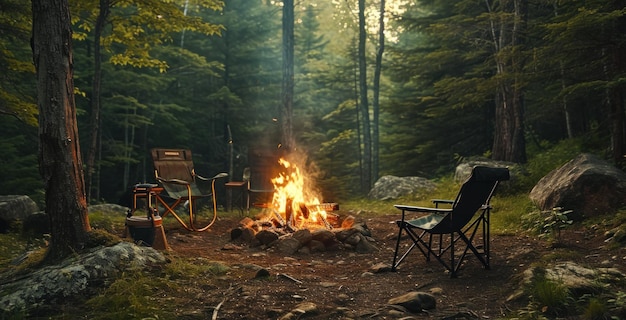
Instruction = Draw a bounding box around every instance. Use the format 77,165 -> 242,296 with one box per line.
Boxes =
278,273 -> 303,284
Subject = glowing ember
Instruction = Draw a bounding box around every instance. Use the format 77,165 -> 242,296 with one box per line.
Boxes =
266,158 -> 330,230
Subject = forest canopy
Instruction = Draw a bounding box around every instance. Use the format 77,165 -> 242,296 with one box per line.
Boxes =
1,0 -> 625,205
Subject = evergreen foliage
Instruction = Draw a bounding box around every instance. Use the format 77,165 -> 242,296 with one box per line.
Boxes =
2,0 -> 625,203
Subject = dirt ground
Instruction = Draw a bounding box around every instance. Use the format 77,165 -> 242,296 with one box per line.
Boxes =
154,209 -> 625,320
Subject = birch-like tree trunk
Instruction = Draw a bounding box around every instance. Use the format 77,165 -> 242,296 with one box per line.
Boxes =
281,0 -> 295,151
358,0 -> 372,192
86,0 -> 111,204
488,0 -> 527,163
372,0 -> 385,184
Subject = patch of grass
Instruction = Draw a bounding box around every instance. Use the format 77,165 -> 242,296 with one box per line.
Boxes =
166,256 -> 230,279
491,194 -> 536,235
82,256 -> 230,320
83,270 -> 177,320
582,296 -> 609,320
85,229 -> 122,249
525,267 -> 574,317
538,249 -> 584,263
0,232 -> 27,268
88,211 -> 126,234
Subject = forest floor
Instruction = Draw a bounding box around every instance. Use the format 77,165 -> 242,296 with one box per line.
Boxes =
131,209 -> 624,320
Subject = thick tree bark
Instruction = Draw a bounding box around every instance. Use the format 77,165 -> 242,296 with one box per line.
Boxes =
281,0 -> 295,151
358,0 -> 372,192
32,0 -> 91,263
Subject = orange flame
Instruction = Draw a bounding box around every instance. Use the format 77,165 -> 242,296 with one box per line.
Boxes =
269,158 -> 328,230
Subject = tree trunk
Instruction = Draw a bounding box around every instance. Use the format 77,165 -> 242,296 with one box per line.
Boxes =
608,0 -> 626,166
372,0 -> 385,184
32,0 -> 91,263
281,0 -> 295,151
86,0 -> 110,204
358,0 -> 372,193
489,0 -> 527,163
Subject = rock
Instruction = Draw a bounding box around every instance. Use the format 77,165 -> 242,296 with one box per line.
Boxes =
0,195 -> 39,232
368,176 -> 436,200
343,232 -> 361,247
311,229 -> 336,245
0,242 -> 167,313
429,287 -> 444,295
542,262 -> 624,294
256,229 -> 279,246
279,302 -> 319,320
334,228 -> 360,242
509,261 -> 625,301
239,227 -> 257,243
293,301 -> 318,314
388,291 -> 437,313
352,221 -> 372,237
21,211 -> 50,236
455,159 -> 516,182
292,229 -> 312,246
529,153 -> 626,219
275,237 -> 301,255
456,160 -> 516,193
308,239 -> 326,253
88,204 -> 128,215
370,262 -> 392,273
254,268 -> 271,278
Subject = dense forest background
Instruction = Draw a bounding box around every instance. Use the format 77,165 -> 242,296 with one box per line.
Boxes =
1,0 -> 625,207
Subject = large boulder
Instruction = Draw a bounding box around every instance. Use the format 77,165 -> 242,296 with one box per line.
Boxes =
0,242 -> 168,314
0,195 -> 39,232
368,176 -> 436,200
529,153 -> 626,219
508,261 -> 624,302
455,159 -> 517,182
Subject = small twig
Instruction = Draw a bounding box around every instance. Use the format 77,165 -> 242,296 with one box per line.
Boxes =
212,299 -> 225,320
278,273 -> 303,284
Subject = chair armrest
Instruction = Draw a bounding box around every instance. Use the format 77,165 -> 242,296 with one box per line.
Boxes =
394,204 -> 452,213
432,199 -> 454,208
394,205 -> 451,224
195,172 -> 229,181
157,177 -> 190,185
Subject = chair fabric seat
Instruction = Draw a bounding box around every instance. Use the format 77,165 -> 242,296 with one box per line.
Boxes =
403,214 -> 447,231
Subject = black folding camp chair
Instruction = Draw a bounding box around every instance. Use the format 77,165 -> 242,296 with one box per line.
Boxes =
151,148 -> 228,232
391,166 -> 510,277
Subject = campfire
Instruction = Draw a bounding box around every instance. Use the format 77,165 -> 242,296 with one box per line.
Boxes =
262,158 -> 341,231
230,156 -> 377,254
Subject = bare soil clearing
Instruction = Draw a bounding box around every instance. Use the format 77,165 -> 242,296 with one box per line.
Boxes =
156,210 -> 623,319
